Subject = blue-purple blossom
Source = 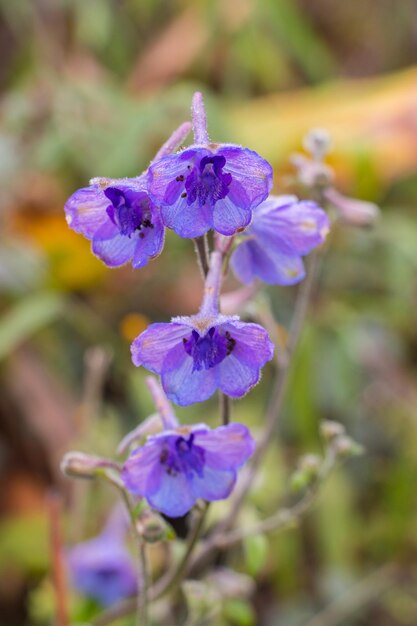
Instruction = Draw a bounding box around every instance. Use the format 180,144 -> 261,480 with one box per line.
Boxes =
147,146 -> 273,238
64,176 -> 164,268
230,195 -> 330,285
122,422 -> 255,517
67,507 -> 137,606
131,315 -> 274,406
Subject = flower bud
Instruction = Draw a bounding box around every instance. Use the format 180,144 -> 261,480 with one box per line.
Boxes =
291,154 -> 333,189
303,128 -> 332,161
324,188 -> 379,226
137,509 -> 170,544
320,420 -> 346,442
334,436 -> 364,458
291,454 -> 321,492
60,451 -> 102,479
61,451 -> 120,480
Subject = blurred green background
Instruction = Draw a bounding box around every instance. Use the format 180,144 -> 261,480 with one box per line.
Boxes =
1,0 -> 417,624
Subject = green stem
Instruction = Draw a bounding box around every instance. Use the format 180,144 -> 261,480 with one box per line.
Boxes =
193,236 -> 210,278
150,501 -> 209,602
219,393 -> 231,425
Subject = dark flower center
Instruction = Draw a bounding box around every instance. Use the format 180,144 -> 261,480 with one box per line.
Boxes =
182,327 -> 236,372
105,187 -> 154,238
95,566 -> 119,582
183,155 -> 232,208
159,434 -> 205,479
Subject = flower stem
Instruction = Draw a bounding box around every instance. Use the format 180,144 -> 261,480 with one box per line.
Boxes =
199,250 -> 223,316
205,249 -> 322,538
219,393 -> 231,425
209,446 -> 337,550
151,501 -> 209,602
191,92 -> 209,144
193,235 -> 210,278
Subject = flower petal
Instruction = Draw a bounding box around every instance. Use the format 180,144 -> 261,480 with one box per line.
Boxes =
222,320 -> 275,367
231,240 -> 305,285
217,353 -> 262,398
212,195 -> 252,236
161,195 -> 213,238
194,423 -> 255,471
191,466 -> 236,501
161,343 -> 218,406
229,241 -> 256,284
148,148 -> 202,204
147,471 -> 196,517
64,186 -> 113,239
92,233 -> 136,267
132,219 -> 165,269
122,441 -> 164,497
131,323 -> 190,373
217,145 -> 273,208
250,196 -> 329,255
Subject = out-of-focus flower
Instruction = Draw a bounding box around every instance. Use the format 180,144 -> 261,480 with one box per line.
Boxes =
122,422 -> 255,517
67,506 -> 137,606
324,188 -> 379,226
64,176 -> 165,269
230,195 -> 329,285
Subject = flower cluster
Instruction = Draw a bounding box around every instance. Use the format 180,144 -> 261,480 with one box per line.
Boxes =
63,92 -> 331,604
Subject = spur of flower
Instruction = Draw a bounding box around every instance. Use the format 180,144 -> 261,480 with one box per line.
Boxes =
147,92 -> 273,238
67,506 -> 137,606
64,121 -> 191,268
230,195 -> 330,285
123,422 -> 255,518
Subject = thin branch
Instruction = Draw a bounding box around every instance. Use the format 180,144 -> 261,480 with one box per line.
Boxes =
210,448 -> 336,550
213,250 -> 322,536
303,563 -> 398,626
151,501 -> 209,601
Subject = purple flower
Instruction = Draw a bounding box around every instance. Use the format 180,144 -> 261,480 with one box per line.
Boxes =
122,422 -> 255,517
230,195 -> 330,285
64,176 -> 165,268
147,146 -> 273,238
67,507 -> 137,606
131,315 -> 274,406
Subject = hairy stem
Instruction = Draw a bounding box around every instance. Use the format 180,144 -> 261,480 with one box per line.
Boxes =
191,91 -> 209,144
210,447 -> 336,550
